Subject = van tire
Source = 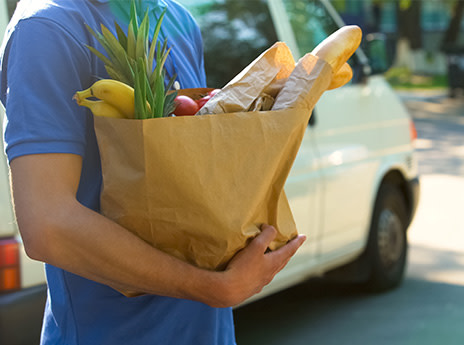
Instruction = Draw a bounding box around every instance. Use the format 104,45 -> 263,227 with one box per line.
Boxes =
364,183 -> 408,292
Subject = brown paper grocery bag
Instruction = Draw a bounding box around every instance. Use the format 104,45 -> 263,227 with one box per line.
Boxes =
94,52 -> 332,296
95,107 -> 305,269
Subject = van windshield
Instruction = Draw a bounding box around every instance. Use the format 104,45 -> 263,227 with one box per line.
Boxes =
282,0 -> 340,54
183,0 -> 278,88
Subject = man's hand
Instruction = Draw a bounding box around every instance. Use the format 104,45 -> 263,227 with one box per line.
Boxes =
210,224 -> 306,307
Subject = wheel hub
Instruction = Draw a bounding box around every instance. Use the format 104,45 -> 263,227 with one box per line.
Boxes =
377,209 -> 404,269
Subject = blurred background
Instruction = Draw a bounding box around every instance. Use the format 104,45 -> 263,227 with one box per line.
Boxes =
331,0 -> 463,94
4,0 -> 464,90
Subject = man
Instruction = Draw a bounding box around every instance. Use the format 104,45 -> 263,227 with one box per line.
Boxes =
0,0 -> 305,344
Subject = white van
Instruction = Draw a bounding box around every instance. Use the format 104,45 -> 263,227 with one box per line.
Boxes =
180,0 -> 420,301
0,0 -> 419,343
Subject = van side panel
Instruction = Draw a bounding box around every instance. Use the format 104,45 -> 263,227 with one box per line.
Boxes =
312,76 -> 414,267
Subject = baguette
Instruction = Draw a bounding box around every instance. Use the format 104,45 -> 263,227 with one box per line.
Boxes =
328,62 -> 353,90
311,25 -> 362,74
271,25 -> 362,110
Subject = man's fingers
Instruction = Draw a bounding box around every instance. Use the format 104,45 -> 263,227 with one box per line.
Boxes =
249,224 -> 278,252
268,234 -> 306,269
262,235 -> 307,286
223,227 -> 307,305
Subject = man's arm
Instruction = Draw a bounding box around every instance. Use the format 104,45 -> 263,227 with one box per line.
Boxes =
10,153 -> 305,307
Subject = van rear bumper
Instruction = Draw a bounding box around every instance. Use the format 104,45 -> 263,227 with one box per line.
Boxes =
0,284 -> 47,344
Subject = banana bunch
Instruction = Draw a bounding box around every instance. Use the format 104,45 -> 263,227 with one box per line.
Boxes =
73,79 -> 135,119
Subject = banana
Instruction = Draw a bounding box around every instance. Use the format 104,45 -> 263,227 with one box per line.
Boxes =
77,98 -> 126,119
74,79 -> 135,118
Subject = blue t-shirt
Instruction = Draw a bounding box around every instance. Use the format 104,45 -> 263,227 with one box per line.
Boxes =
0,1 -> 235,344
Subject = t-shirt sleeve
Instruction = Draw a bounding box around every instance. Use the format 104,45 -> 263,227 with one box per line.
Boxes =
165,1 -> 207,88
192,20 -> 206,87
2,17 -> 91,162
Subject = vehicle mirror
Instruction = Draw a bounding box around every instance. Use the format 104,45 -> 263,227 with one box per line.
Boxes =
364,33 -> 391,75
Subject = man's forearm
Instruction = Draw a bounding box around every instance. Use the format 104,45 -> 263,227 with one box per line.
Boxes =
26,198 -> 225,304
10,153 -> 223,304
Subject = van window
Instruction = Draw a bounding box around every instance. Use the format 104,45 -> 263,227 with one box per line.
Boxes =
283,0 -> 363,82
282,0 -> 339,54
183,0 -> 278,88
7,0 -> 18,18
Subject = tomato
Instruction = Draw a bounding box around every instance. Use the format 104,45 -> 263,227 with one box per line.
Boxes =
173,95 -> 199,116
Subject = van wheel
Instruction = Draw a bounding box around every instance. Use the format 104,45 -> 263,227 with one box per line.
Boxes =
364,183 -> 408,292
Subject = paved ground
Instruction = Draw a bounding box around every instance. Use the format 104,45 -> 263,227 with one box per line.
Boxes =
400,90 -> 464,257
399,90 -> 464,177
234,90 -> 464,345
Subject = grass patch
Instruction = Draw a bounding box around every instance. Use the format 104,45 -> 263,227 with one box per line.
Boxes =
385,67 -> 448,90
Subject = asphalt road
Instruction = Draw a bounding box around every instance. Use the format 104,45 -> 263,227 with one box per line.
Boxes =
234,91 -> 464,345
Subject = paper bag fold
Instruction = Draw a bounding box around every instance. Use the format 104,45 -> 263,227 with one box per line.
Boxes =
197,42 -> 295,115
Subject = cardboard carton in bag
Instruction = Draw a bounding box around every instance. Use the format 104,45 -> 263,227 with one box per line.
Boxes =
94,43 -> 333,296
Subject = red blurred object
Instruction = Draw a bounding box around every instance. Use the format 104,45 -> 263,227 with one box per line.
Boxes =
0,238 -> 20,291
410,120 -> 418,141
208,89 -> 220,97
196,95 -> 211,109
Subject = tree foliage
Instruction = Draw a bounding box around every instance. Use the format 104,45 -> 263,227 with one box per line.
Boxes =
441,0 -> 464,50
